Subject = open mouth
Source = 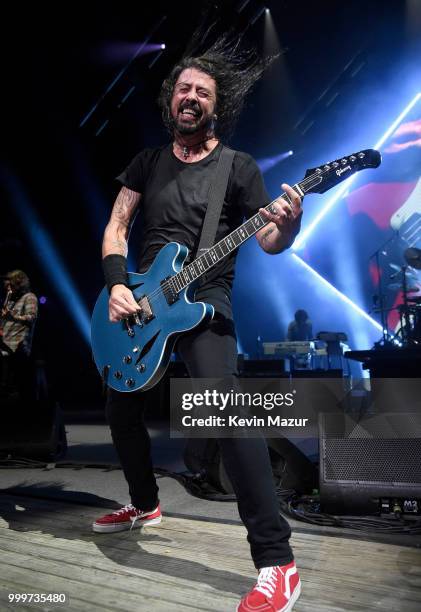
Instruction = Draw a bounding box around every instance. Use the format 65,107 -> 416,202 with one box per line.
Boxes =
179,106 -> 201,120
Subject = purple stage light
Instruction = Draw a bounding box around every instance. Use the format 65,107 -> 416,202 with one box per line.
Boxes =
39,296 -> 47,304
99,42 -> 166,63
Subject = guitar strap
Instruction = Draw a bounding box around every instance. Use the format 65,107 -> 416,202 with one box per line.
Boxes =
196,145 -> 235,284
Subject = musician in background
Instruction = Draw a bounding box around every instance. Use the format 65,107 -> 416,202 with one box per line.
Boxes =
93,40 -> 303,612
0,270 -> 38,392
287,309 -> 313,341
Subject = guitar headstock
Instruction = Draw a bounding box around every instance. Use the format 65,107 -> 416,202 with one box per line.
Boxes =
303,149 -> 381,194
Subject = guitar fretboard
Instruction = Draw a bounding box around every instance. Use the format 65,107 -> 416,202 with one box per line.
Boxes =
169,178 -> 315,294
161,148 -> 377,295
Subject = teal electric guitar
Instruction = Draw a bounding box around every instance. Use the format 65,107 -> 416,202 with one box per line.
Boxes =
91,148 -> 381,392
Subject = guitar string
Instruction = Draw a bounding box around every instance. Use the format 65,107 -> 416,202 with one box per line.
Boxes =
132,158 -> 361,313
137,164 -> 345,309
138,168 -> 324,308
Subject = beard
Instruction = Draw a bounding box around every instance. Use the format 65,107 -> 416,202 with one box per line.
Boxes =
170,100 -> 214,135
174,115 -> 213,134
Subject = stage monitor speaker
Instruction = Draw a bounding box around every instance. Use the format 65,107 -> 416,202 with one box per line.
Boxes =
319,412 -> 421,514
0,395 -> 67,461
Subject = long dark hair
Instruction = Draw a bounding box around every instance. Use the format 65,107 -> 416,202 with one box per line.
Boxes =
158,38 -> 277,138
7,269 -> 31,296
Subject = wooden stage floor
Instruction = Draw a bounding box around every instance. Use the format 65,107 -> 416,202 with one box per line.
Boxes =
0,494 -> 421,611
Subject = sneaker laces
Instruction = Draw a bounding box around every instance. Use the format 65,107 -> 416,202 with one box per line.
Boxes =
109,503 -> 141,530
112,503 -> 136,516
255,566 -> 280,599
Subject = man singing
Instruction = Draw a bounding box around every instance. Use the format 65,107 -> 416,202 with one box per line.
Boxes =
94,43 -> 303,612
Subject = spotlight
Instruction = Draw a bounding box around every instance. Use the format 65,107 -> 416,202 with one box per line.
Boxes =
292,254 -> 383,332
265,7 -> 270,13
161,43 -> 166,50
39,296 -> 47,305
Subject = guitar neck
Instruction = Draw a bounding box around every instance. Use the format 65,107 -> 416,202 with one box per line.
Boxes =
171,174 -> 320,293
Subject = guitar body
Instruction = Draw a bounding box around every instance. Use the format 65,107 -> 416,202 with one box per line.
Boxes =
91,242 -> 214,392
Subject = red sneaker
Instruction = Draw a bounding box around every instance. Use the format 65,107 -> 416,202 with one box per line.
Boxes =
92,504 -> 162,533
237,561 -> 301,612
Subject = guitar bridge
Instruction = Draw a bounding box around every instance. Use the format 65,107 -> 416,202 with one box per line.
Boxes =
161,276 -> 179,305
138,295 -> 154,323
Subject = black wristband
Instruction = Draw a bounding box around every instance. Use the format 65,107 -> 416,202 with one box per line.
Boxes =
102,254 -> 128,293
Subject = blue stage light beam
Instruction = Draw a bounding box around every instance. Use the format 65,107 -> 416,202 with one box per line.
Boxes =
293,91 -> 421,250
1,167 -> 91,344
250,6 -> 266,25
257,150 -> 293,173
291,254 -> 383,332
80,16 -> 166,128
373,91 -> 421,149
99,42 -> 166,64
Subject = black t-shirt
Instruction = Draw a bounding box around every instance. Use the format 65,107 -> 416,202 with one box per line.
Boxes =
116,142 -> 270,319
286,320 -> 313,341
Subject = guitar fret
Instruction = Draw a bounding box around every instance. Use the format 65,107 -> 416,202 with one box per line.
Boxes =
217,243 -> 225,258
244,220 -> 254,235
238,226 -> 248,241
220,241 -> 229,256
204,251 -> 211,269
173,275 -> 181,292
226,235 -> 234,250
294,183 -> 304,197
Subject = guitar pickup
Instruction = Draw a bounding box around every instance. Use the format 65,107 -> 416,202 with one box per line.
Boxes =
137,295 -> 154,323
161,276 -> 179,305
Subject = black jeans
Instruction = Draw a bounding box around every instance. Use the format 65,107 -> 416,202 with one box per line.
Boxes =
106,316 -> 293,568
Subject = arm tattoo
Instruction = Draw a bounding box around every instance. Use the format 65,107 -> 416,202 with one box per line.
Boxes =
110,239 -> 128,256
261,227 -> 275,244
113,186 -> 140,226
